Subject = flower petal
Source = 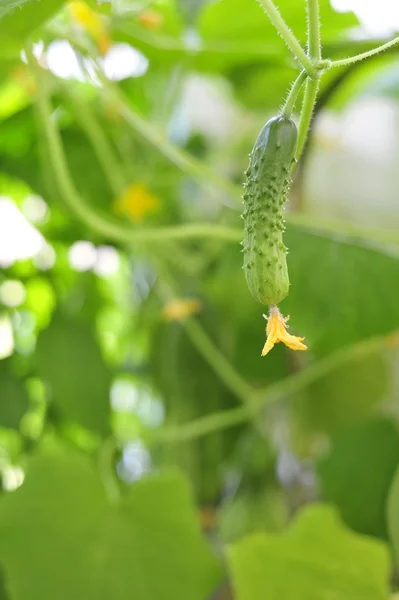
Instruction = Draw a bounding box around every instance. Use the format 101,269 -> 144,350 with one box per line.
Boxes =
280,331 -> 308,351
261,306 -> 307,356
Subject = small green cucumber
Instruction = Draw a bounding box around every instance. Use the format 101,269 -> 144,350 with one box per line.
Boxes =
242,115 -> 298,306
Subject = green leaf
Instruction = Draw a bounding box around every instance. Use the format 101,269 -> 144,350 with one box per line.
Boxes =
113,0 -> 357,73
0,109 -> 114,214
197,0 -> 357,70
0,0 -> 65,40
0,0 -> 32,20
388,462 -> 399,568
228,504 -> 390,600
282,230 -> 399,355
0,360 -> 29,430
217,486 -> 288,543
292,350 -> 389,439
317,418 -> 399,539
36,314 -> 111,436
229,63 -> 298,111
0,444 -> 222,600
200,0 -> 357,44
0,565 -> 9,600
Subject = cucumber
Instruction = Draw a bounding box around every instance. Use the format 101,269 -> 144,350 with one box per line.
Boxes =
242,116 -> 298,306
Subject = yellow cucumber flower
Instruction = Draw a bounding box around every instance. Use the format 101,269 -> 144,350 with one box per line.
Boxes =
162,298 -> 202,322
113,183 -> 160,224
138,10 -> 163,30
68,2 -> 111,56
262,306 -> 307,357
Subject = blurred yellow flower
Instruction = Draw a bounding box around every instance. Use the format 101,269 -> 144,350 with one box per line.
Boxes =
113,183 -> 160,223
68,1 -> 111,56
162,298 -> 202,322
262,306 -> 307,357
138,10 -> 163,30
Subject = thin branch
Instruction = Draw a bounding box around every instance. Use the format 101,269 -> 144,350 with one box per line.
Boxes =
258,0 -> 317,76
331,35 -> 399,68
154,405 -> 252,443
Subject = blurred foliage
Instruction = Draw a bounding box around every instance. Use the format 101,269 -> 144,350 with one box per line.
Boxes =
0,361 -> 28,430
318,418 -> 399,540
0,444 -> 222,600
0,0 -> 398,598
228,504 -> 390,599
36,313 -> 111,436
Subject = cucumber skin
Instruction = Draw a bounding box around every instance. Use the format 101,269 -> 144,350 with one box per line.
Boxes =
242,116 -> 297,306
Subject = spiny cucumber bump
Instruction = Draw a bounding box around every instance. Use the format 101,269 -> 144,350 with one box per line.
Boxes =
242,115 -> 298,306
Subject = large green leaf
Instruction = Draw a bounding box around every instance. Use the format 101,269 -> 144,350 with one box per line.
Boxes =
282,229 -> 399,356
114,0 -> 357,73
200,0 -> 357,45
317,418 -> 399,539
0,360 -> 29,430
197,0 -> 357,70
36,314 -> 111,436
0,0 -> 65,39
0,444 -> 222,600
228,504 -> 390,600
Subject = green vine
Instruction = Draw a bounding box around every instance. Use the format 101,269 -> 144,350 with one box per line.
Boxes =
155,332 -> 392,444
330,34 -> 399,68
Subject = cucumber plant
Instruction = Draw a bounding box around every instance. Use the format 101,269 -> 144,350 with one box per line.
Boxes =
242,1 -> 399,356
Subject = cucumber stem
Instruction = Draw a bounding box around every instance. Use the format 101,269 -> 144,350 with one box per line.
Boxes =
281,70 -> 307,117
295,77 -> 319,162
307,0 -> 321,62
